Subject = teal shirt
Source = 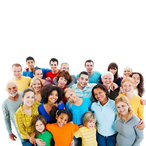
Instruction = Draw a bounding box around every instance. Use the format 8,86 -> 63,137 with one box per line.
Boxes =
36,130 -> 53,146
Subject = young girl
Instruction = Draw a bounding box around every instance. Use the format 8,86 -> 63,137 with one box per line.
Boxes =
74,111 -> 97,146
115,95 -> 144,146
46,109 -> 79,146
34,115 -> 53,146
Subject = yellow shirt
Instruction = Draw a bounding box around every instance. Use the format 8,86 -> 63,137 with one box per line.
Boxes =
119,93 -> 144,119
10,76 -> 31,92
74,126 -> 98,146
14,100 -> 41,139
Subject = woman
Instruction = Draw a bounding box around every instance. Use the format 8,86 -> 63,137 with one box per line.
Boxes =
38,85 -> 65,123
91,84 -> 117,146
122,66 -> 133,79
33,67 -> 51,86
119,77 -> 144,119
29,77 -> 44,103
115,95 -> 144,146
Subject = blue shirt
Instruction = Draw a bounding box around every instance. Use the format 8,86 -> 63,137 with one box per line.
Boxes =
66,98 -> 91,125
38,102 -> 65,123
91,98 -> 117,136
22,68 -> 51,79
71,83 -> 96,101
76,71 -> 101,84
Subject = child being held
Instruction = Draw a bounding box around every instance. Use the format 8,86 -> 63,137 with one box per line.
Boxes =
46,108 -> 79,146
74,111 -> 98,146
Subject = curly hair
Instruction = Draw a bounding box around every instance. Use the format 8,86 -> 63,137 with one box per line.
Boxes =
41,85 -> 64,104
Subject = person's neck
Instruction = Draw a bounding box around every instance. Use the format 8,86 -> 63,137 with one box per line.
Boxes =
122,112 -> 134,122
100,98 -> 108,106
9,93 -> 18,101
87,71 -> 93,76
125,92 -> 134,100
58,84 -> 65,89
13,76 -> 21,81
23,104 -> 32,110
52,69 -> 58,74
74,97 -> 82,106
77,84 -> 85,90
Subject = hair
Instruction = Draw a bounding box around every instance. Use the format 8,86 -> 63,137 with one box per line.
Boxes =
6,81 -> 18,91
101,71 -> 114,80
22,88 -> 35,97
130,72 -> 145,97
123,66 -> 133,72
83,111 -> 96,126
56,71 -> 73,85
121,77 -> 135,87
33,67 -> 42,75
41,85 -> 63,104
64,88 -> 75,97
92,84 -> 109,102
79,71 -> 89,78
107,62 -> 119,83
85,60 -> 94,66
49,58 -> 58,65
26,56 -> 35,62
12,63 -> 22,69
29,77 -> 44,92
60,62 -> 69,68
34,115 -> 47,135
115,95 -> 134,119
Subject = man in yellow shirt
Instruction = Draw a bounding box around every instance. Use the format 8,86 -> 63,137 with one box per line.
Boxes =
10,63 -> 31,92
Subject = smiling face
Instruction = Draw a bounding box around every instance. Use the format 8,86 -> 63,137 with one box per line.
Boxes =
34,69 -> 43,79
86,120 -> 96,129
48,90 -> 58,104
85,62 -> 94,74
56,113 -> 69,127
78,74 -> 89,90
7,82 -> 18,97
116,101 -> 129,116
26,59 -> 35,70
58,77 -> 67,88
102,74 -> 113,89
124,69 -> 132,77
109,68 -> 117,75
12,66 -> 22,79
122,81 -> 134,94
65,90 -> 77,103
35,120 -> 45,133
132,74 -> 140,87
32,79 -> 42,92
50,61 -> 58,72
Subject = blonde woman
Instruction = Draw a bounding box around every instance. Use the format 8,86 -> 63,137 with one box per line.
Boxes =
115,95 -> 144,146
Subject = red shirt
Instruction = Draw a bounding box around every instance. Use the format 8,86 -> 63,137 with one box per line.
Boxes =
45,70 -> 60,83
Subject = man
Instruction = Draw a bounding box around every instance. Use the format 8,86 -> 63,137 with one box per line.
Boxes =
2,81 -> 23,141
22,56 -> 51,78
71,71 -> 96,101
10,63 -> 31,92
45,58 -> 60,83
76,60 -> 101,84
52,62 -> 77,87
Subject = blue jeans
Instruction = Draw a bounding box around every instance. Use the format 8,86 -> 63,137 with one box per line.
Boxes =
21,139 -> 34,146
96,132 -> 117,146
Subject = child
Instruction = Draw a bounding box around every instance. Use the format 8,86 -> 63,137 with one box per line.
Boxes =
46,109 -> 79,146
74,111 -> 98,146
34,115 -> 53,146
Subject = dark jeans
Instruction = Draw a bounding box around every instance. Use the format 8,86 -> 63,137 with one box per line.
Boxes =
96,132 -> 117,146
21,139 -> 34,146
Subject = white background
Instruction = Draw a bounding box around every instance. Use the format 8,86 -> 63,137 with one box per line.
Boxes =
0,0 -> 146,145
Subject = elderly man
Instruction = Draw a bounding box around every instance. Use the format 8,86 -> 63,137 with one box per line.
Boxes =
2,81 -> 23,141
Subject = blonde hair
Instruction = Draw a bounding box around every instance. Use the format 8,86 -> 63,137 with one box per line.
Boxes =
121,77 -> 135,87
83,111 -> 96,126
115,95 -> 134,119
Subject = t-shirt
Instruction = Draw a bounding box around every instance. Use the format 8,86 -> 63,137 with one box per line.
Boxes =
46,123 -> 79,146
35,130 -> 53,146
45,70 -> 60,83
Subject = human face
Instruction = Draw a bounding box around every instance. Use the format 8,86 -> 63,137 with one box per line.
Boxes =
58,77 -> 67,88
35,120 -> 45,133
32,79 -> 42,92
22,91 -> 35,107
132,74 -> 140,87
109,68 -> 117,75
60,64 -> 69,72
48,90 -> 58,104
50,61 -> 58,71
86,120 -> 96,129
12,66 -> 22,78
85,62 -> 94,73
102,74 -> 113,89
78,74 -> 89,90
7,82 -> 18,97
34,69 -> 43,79
122,81 -> 134,94
56,113 -> 69,127
116,102 -> 129,116
93,88 -> 108,105
65,91 -> 77,103
26,60 -> 35,69
124,69 -> 132,77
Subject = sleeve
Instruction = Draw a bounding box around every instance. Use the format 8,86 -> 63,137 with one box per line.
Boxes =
76,74 -> 79,79
52,77 -> 58,85
41,68 -> 51,79
46,123 -> 51,132
73,124 -> 79,132
74,128 -> 82,138
22,71 -> 26,76
2,102 -> 12,135
58,102 -> 65,109
137,103 -> 144,119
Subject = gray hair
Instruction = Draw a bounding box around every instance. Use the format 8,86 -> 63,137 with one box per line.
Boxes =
6,81 -> 18,92
101,71 -> 114,80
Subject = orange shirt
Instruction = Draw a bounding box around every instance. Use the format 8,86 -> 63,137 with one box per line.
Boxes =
46,123 -> 79,146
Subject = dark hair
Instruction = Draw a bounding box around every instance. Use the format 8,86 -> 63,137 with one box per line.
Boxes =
34,115 -> 47,135
107,62 -> 118,83
85,60 -> 94,66
130,72 -> 145,97
41,85 -> 63,104
33,66 -> 42,75
26,56 -> 35,62
49,58 -> 58,65
79,71 -> 89,78
92,84 -> 109,102
22,88 -> 35,97
56,71 -> 73,85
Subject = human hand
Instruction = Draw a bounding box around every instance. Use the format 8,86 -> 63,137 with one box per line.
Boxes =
35,139 -> 46,146
9,134 -> 17,141
25,67 -> 29,72
136,119 -> 145,130
140,99 -> 146,105
70,139 -> 75,146
46,77 -> 51,81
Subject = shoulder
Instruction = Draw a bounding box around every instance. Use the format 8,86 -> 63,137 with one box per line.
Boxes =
83,98 -> 91,104
131,115 -> 140,124
93,71 -> 101,75
91,102 -> 98,110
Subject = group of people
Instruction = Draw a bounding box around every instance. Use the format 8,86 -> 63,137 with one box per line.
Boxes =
2,56 -> 145,146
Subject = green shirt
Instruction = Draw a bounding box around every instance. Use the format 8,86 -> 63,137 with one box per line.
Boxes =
36,130 -> 53,146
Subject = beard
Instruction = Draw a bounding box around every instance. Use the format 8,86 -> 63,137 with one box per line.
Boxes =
8,91 -> 18,97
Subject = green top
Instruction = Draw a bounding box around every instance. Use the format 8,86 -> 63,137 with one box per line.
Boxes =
36,130 -> 53,146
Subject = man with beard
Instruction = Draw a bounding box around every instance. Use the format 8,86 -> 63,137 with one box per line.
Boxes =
2,81 -> 23,141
